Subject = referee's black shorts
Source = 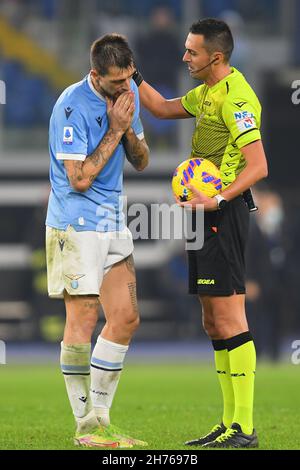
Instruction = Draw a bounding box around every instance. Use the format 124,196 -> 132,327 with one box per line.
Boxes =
187,196 -> 249,296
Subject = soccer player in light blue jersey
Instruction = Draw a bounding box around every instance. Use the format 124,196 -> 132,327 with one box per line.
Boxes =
46,34 -> 149,448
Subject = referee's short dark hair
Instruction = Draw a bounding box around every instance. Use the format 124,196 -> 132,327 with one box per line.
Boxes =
90,34 -> 134,76
190,18 -> 234,62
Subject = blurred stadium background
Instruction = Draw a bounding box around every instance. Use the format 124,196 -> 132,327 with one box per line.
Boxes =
0,0 -> 299,364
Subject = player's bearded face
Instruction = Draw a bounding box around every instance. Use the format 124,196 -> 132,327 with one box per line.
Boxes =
92,65 -> 135,101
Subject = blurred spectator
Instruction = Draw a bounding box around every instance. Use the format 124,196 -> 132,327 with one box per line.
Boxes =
246,188 -> 287,360
134,6 -> 181,148
203,0 -> 280,28
202,0 -> 237,17
93,10 -> 137,47
94,0 -> 181,20
135,6 -> 180,91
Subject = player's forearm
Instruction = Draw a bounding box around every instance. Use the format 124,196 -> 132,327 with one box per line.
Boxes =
122,128 -> 149,171
69,128 -> 124,192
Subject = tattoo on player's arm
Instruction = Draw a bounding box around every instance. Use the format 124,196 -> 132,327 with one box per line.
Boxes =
125,254 -> 135,276
68,160 -> 84,186
85,128 -> 123,170
127,282 -> 139,314
123,134 -> 149,171
88,148 -> 108,168
66,128 -> 123,191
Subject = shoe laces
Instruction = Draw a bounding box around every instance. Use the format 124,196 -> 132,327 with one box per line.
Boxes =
215,428 -> 238,443
203,424 -> 222,438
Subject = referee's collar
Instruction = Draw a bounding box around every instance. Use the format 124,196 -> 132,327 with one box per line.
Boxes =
87,73 -> 106,102
209,67 -> 239,91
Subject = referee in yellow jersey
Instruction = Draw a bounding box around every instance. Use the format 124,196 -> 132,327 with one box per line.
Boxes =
133,18 -> 268,448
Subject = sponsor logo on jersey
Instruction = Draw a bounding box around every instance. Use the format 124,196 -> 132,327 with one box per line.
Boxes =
64,107 -> 73,119
234,111 -> 256,132
63,126 -> 73,144
96,116 -> 102,127
234,101 -> 247,108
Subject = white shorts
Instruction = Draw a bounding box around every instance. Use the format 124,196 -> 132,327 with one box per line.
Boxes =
46,225 -> 134,299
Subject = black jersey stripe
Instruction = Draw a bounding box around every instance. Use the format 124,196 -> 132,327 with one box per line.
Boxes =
235,128 -> 259,143
181,101 -> 196,117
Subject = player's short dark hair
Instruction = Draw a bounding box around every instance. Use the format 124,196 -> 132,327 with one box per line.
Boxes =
90,34 -> 134,76
189,18 -> 234,62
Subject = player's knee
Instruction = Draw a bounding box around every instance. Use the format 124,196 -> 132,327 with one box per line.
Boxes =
202,317 -> 217,337
122,311 -> 140,332
201,305 -> 215,337
108,309 -> 140,335
213,317 -> 237,338
125,315 -> 140,334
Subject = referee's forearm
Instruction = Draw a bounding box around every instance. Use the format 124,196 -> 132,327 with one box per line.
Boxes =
221,165 -> 268,201
222,140 -> 268,201
139,81 -> 167,118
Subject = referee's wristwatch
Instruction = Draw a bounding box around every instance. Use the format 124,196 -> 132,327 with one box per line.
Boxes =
214,194 -> 228,210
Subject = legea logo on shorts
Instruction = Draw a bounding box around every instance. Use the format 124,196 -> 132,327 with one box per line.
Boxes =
197,279 -> 215,285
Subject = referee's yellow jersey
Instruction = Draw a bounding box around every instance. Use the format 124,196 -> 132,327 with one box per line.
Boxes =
181,67 -> 261,189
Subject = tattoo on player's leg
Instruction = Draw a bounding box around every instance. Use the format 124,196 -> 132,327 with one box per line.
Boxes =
125,254 -> 135,276
128,282 -> 138,314
83,297 -> 100,311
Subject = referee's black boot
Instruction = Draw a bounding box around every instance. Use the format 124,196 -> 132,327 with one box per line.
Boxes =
184,423 -> 226,446
203,422 -> 258,448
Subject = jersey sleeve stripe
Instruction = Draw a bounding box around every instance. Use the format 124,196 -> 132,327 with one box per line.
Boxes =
56,153 -> 86,161
136,132 -> 144,140
235,128 -> 259,143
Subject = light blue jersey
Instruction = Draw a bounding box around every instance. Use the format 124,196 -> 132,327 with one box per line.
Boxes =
46,74 -> 144,232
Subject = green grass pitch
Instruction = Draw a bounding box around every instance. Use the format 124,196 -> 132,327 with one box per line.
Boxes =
0,362 -> 299,450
